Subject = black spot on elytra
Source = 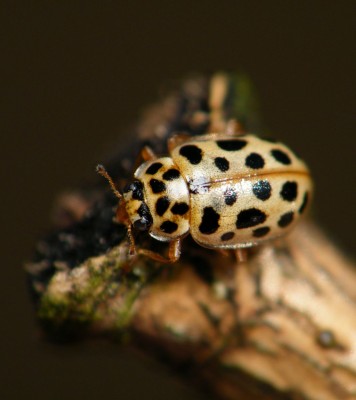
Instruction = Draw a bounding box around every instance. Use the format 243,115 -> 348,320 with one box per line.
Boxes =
155,196 -> 170,216
145,162 -> 163,175
299,192 -> 309,214
253,180 -> 271,201
199,207 -> 220,234
179,145 -> 202,164
171,202 -> 189,215
278,211 -> 294,228
236,208 -> 266,229
271,149 -> 291,165
149,179 -> 166,194
214,157 -> 230,172
224,187 -> 237,206
245,153 -> 265,169
280,181 -> 298,202
160,221 -> 178,234
134,203 -> 153,231
221,231 -> 234,241
253,226 -> 270,238
216,139 -> 247,151
123,181 -> 144,201
162,168 -> 180,181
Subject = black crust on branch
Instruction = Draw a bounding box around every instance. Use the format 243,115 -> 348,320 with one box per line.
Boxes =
29,193 -> 124,301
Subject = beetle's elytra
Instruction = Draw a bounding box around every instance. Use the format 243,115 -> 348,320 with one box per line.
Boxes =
98,131 -> 312,263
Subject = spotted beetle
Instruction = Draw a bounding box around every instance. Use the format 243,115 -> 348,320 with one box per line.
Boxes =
97,74 -> 312,263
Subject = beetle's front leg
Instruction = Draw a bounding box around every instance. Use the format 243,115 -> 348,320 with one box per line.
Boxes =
126,224 -> 136,256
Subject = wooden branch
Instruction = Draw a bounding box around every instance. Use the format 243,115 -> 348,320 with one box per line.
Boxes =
26,73 -> 356,400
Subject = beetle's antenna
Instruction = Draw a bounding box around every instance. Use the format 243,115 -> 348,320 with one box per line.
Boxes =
96,164 -> 122,199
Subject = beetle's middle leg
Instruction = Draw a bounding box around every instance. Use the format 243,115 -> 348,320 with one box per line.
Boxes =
131,145 -> 157,171
136,239 -> 182,264
140,145 -> 156,161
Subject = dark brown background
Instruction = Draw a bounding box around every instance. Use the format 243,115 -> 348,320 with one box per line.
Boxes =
2,2 -> 355,399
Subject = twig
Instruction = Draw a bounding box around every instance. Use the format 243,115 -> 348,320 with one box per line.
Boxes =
26,73 -> 356,400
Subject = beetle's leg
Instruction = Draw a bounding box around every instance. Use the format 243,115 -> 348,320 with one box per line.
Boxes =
167,134 -> 191,153
132,145 -> 157,171
216,249 -> 231,258
140,145 -> 156,161
235,248 -> 248,263
136,239 -> 181,264
126,224 -> 137,256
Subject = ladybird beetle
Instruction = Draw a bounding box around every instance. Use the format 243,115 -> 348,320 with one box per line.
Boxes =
97,130 -> 312,263
97,73 -> 313,263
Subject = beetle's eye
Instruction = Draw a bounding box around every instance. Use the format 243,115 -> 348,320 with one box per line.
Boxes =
133,219 -> 150,231
132,202 -> 153,231
123,182 -> 133,193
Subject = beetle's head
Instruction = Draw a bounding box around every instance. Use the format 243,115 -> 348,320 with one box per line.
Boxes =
122,180 -> 152,231
96,165 -> 152,233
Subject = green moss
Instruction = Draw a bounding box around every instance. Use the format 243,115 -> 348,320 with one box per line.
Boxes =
37,248 -> 156,340
38,294 -> 71,321
115,288 -> 140,330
